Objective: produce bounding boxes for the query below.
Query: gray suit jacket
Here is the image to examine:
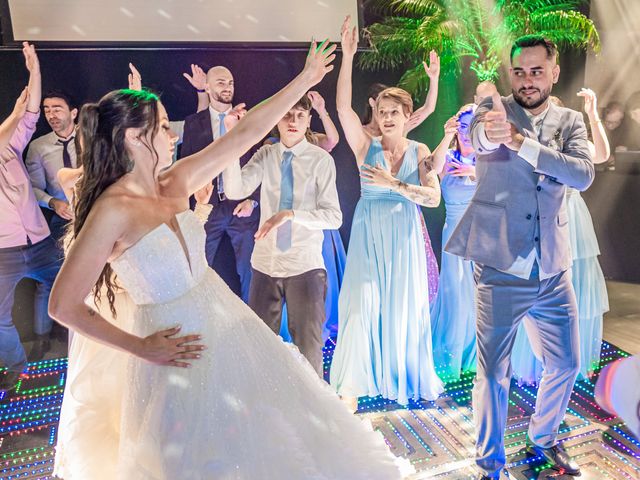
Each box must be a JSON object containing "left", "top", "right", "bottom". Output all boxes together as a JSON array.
[{"left": 445, "top": 94, "right": 594, "bottom": 274}]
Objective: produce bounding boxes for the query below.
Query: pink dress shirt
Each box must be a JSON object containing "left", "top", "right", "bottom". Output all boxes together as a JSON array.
[{"left": 0, "top": 111, "right": 50, "bottom": 248}]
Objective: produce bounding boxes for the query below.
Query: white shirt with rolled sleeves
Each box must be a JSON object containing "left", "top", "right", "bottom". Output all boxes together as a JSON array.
[
  {"left": 25, "top": 130, "right": 76, "bottom": 208},
  {"left": 222, "top": 138, "right": 342, "bottom": 277}
]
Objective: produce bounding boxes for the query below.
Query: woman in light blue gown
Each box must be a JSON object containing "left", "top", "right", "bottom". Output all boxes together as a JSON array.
[
  {"left": 511, "top": 90, "right": 610, "bottom": 383},
  {"left": 329, "top": 18, "right": 444, "bottom": 410},
  {"left": 360, "top": 59, "right": 442, "bottom": 307},
  {"left": 428, "top": 105, "right": 478, "bottom": 382}
]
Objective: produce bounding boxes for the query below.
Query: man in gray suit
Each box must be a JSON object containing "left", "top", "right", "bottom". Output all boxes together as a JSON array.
[{"left": 446, "top": 36, "right": 594, "bottom": 479}]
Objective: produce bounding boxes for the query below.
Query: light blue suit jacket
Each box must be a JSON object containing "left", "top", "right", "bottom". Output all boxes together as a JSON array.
[{"left": 445, "top": 95, "right": 594, "bottom": 274}]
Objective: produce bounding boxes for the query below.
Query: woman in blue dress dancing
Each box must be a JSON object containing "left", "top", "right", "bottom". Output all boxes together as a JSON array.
[
  {"left": 428, "top": 104, "right": 478, "bottom": 381},
  {"left": 329, "top": 16, "right": 444, "bottom": 411}
]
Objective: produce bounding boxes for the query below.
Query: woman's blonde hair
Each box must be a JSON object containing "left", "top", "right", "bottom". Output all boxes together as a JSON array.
[{"left": 375, "top": 87, "right": 414, "bottom": 116}]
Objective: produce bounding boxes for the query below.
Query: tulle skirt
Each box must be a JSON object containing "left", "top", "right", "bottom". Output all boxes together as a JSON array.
[{"left": 55, "top": 270, "right": 410, "bottom": 480}]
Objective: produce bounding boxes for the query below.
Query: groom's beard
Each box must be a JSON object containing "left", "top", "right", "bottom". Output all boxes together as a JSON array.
[{"left": 512, "top": 86, "right": 551, "bottom": 111}]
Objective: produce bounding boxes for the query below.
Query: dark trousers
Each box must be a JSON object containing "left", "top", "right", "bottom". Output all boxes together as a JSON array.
[
  {"left": 249, "top": 268, "right": 327, "bottom": 375},
  {"left": 49, "top": 213, "right": 70, "bottom": 248},
  {"left": 0, "top": 237, "right": 62, "bottom": 372},
  {"left": 204, "top": 200, "right": 259, "bottom": 303}
]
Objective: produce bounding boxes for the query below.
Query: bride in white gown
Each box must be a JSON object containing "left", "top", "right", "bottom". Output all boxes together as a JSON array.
[{"left": 49, "top": 42, "right": 409, "bottom": 479}]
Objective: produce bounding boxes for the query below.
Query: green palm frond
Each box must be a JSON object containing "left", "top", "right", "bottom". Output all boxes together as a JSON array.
[
  {"left": 360, "top": 17, "right": 424, "bottom": 70},
  {"left": 529, "top": 10, "right": 601, "bottom": 51},
  {"left": 470, "top": 56, "right": 502, "bottom": 82},
  {"left": 360, "top": 0, "right": 600, "bottom": 92},
  {"left": 397, "top": 62, "right": 432, "bottom": 101},
  {"left": 387, "top": 0, "right": 443, "bottom": 18},
  {"left": 416, "top": 10, "right": 454, "bottom": 50},
  {"left": 496, "top": 0, "right": 584, "bottom": 12},
  {"left": 500, "top": 3, "right": 529, "bottom": 30}
]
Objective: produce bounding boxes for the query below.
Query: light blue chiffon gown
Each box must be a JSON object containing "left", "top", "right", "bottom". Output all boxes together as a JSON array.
[
  {"left": 511, "top": 187, "right": 609, "bottom": 383},
  {"left": 330, "top": 138, "right": 444, "bottom": 405},
  {"left": 429, "top": 153, "right": 477, "bottom": 381}
]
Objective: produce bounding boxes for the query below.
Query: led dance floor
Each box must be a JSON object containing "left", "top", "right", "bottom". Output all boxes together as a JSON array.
[{"left": 0, "top": 342, "right": 638, "bottom": 479}]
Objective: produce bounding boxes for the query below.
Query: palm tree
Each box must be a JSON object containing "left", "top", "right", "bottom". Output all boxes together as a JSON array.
[{"left": 360, "top": 0, "right": 600, "bottom": 96}]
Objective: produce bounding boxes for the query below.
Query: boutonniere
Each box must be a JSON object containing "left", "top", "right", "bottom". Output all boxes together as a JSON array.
[{"left": 547, "top": 130, "right": 564, "bottom": 151}]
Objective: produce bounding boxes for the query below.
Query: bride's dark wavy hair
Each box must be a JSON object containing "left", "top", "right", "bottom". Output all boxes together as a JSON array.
[{"left": 72, "top": 88, "right": 161, "bottom": 316}]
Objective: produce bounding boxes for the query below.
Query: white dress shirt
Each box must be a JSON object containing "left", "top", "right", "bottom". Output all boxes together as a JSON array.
[
  {"left": 223, "top": 138, "right": 342, "bottom": 277},
  {"left": 25, "top": 130, "right": 77, "bottom": 207},
  {"left": 169, "top": 120, "right": 185, "bottom": 163},
  {"left": 208, "top": 105, "right": 232, "bottom": 140},
  {"left": 475, "top": 102, "right": 554, "bottom": 280}
]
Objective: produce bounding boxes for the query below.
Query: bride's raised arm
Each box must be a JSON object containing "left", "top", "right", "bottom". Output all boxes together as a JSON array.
[{"left": 162, "top": 40, "right": 336, "bottom": 198}]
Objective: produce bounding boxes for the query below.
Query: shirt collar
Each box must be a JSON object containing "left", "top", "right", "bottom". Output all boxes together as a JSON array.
[
  {"left": 278, "top": 137, "right": 309, "bottom": 159},
  {"left": 208, "top": 104, "right": 232, "bottom": 116},
  {"left": 523, "top": 102, "right": 551, "bottom": 125},
  {"left": 50, "top": 129, "right": 75, "bottom": 144}
]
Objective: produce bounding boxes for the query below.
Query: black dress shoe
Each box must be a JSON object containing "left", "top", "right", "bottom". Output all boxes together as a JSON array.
[
  {"left": 0, "top": 370, "right": 23, "bottom": 392},
  {"left": 527, "top": 443, "right": 581, "bottom": 476}
]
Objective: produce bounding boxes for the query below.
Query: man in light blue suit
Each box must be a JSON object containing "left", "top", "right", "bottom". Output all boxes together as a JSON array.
[{"left": 446, "top": 36, "right": 594, "bottom": 479}]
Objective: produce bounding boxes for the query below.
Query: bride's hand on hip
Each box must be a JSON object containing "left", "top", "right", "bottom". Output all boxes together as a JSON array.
[{"left": 140, "top": 326, "right": 205, "bottom": 368}]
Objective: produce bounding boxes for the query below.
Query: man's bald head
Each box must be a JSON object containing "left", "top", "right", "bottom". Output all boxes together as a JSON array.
[
  {"left": 474, "top": 81, "right": 498, "bottom": 105},
  {"left": 206, "top": 66, "right": 234, "bottom": 106}
]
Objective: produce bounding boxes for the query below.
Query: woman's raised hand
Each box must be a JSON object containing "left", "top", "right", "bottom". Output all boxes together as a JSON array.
[{"left": 340, "top": 15, "right": 358, "bottom": 58}]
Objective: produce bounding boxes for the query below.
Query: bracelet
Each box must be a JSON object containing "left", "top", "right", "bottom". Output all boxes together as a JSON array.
[
  {"left": 196, "top": 89, "right": 206, "bottom": 93},
  {"left": 193, "top": 203, "right": 213, "bottom": 223},
  {"left": 590, "top": 119, "right": 602, "bottom": 124}
]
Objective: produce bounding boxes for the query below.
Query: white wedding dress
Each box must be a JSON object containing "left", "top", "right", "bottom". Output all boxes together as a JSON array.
[{"left": 54, "top": 209, "right": 409, "bottom": 480}]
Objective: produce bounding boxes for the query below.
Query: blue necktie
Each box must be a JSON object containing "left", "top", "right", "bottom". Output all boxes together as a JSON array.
[
  {"left": 217, "top": 112, "right": 227, "bottom": 199},
  {"left": 276, "top": 150, "right": 294, "bottom": 251},
  {"left": 218, "top": 112, "right": 227, "bottom": 137}
]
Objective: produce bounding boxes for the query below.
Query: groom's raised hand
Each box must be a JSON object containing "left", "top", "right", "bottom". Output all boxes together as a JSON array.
[
  {"left": 484, "top": 91, "right": 525, "bottom": 151},
  {"left": 484, "top": 91, "right": 511, "bottom": 145}
]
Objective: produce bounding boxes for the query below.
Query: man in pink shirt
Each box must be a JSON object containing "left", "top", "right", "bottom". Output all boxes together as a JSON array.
[{"left": 0, "top": 43, "right": 61, "bottom": 391}]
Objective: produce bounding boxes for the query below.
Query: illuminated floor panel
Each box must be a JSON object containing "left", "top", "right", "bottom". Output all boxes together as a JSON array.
[{"left": 0, "top": 344, "right": 638, "bottom": 479}]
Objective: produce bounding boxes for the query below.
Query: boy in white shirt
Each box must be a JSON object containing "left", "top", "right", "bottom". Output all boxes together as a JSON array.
[{"left": 223, "top": 95, "right": 342, "bottom": 375}]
